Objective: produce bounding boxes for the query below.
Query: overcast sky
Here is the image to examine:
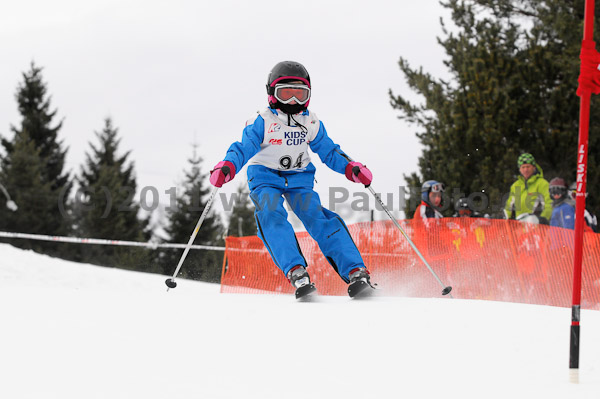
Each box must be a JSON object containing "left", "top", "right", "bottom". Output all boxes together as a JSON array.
[{"left": 1, "top": 0, "right": 452, "bottom": 230}]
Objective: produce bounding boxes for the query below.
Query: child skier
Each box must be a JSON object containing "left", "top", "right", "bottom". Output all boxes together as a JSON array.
[
  {"left": 414, "top": 180, "right": 445, "bottom": 221},
  {"left": 209, "top": 61, "right": 374, "bottom": 298}
]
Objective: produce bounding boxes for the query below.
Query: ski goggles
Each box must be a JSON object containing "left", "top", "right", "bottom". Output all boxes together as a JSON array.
[
  {"left": 570, "top": 189, "right": 588, "bottom": 198},
  {"left": 549, "top": 186, "right": 567, "bottom": 196},
  {"left": 273, "top": 84, "right": 311, "bottom": 105},
  {"left": 430, "top": 182, "right": 445, "bottom": 193}
]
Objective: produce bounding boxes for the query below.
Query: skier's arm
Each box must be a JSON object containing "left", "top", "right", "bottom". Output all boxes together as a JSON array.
[
  {"left": 309, "top": 122, "right": 372, "bottom": 185},
  {"left": 210, "top": 115, "right": 264, "bottom": 188},
  {"left": 309, "top": 121, "right": 352, "bottom": 174},
  {"left": 223, "top": 115, "right": 265, "bottom": 173}
]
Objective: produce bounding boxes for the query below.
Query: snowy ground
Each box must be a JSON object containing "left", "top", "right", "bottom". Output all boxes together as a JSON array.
[{"left": 0, "top": 243, "right": 599, "bottom": 399}]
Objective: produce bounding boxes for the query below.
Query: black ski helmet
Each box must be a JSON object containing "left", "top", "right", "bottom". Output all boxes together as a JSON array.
[{"left": 266, "top": 61, "right": 311, "bottom": 114}]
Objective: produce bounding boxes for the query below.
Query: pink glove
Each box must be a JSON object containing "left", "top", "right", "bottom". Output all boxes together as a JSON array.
[
  {"left": 345, "top": 162, "right": 372, "bottom": 186},
  {"left": 209, "top": 161, "right": 236, "bottom": 187}
]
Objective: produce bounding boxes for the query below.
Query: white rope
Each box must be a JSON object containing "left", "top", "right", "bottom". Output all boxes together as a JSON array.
[{"left": 0, "top": 231, "right": 226, "bottom": 251}]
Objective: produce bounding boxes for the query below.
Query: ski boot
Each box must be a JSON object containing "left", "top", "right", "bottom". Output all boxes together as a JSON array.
[
  {"left": 287, "top": 265, "right": 317, "bottom": 299},
  {"left": 347, "top": 267, "right": 377, "bottom": 298}
]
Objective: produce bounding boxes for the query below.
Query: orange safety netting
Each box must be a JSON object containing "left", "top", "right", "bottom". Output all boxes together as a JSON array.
[{"left": 220, "top": 218, "right": 600, "bottom": 309}]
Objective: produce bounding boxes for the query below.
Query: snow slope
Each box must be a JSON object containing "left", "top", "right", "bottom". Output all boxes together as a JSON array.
[{"left": 0, "top": 243, "right": 598, "bottom": 399}]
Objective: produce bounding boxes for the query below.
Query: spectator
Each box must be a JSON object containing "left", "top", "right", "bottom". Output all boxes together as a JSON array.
[
  {"left": 453, "top": 197, "right": 485, "bottom": 218},
  {"left": 568, "top": 182, "right": 598, "bottom": 232},
  {"left": 415, "top": 180, "right": 444, "bottom": 220},
  {"left": 549, "top": 177, "right": 575, "bottom": 229},
  {"left": 504, "top": 153, "right": 552, "bottom": 223}
]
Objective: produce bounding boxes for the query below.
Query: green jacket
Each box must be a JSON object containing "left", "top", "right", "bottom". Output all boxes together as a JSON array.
[{"left": 505, "top": 164, "right": 552, "bottom": 221}]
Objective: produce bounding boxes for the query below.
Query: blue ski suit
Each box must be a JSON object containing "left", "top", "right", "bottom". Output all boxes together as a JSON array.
[
  {"left": 222, "top": 107, "right": 366, "bottom": 282},
  {"left": 550, "top": 200, "right": 576, "bottom": 230}
]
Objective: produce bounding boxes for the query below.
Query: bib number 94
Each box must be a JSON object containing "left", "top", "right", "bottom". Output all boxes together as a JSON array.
[{"left": 279, "top": 153, "right": 304, "bottom": 170}]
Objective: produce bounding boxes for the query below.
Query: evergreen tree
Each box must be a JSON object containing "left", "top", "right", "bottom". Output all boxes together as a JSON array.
[
  {"left": 160, "top": 144, "right": 224, "bottom": 283},
  {"left": 3, "top": 62, "right": 70, "bottom": 191},
  {"left": 0, "top": 132, "right": 58, "bottom": 250},
  {"left": 391, "top": 0, "right": 599, "bottom": 218},
  {"left": 227, "top": 184, "right": 256, "bottom": 237},
  {"left": 0, "top": 62, "right": 72, "bottom": 256},
  {"left": 75, "top": 118, "right": 151, "bottom": 269}
]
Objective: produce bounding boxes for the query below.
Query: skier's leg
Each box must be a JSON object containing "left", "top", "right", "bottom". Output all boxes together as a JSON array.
[
  {"left": 285, "top": 188, "right": 366, "bottom": 282},
  {"left": 250, "top": 186, "right": 307, "bottom": 277}
]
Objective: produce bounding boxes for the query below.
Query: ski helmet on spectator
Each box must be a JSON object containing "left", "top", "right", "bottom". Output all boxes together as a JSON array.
[
  {"left": 549, "top": 177, "right": 568, "bottom": 198},
  {"left": 421, "top": 180, "right": 444, "bottom": 202},
  {"left": 569, "top": 181, "right": 588, "bottom": 200},
  {"left": 266, "top": 61, "right": 311, "bottom": 115},
  {"left": 455, "top": 198, "right": 472, "bottom": 216}
]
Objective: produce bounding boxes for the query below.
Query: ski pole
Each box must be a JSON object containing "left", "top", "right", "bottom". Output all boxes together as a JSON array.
[
  {"left": 165, "top": 186, "right": 220, "bottom": 291},
  {"left": 351, "top": 165, "right": 453, "bottom": 297},
  {"left": 0, "top": 183, "right": 17, "bottom": 211}
]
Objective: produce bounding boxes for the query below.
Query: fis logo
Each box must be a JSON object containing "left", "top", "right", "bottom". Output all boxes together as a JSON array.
[
  {"left": 267, "top": 123, "right": 281, "bottom": 134},
  {"left": 269, "top": 138, "right": 282, "bottom": 145}
]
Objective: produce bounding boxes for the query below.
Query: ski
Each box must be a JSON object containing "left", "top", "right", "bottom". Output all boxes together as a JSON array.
[
  {"left": 348, "top": 280, "right": 377, "bottom": 298},
  {"left": 295, "top": 283, "right": 317, "bottom": 300}
]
